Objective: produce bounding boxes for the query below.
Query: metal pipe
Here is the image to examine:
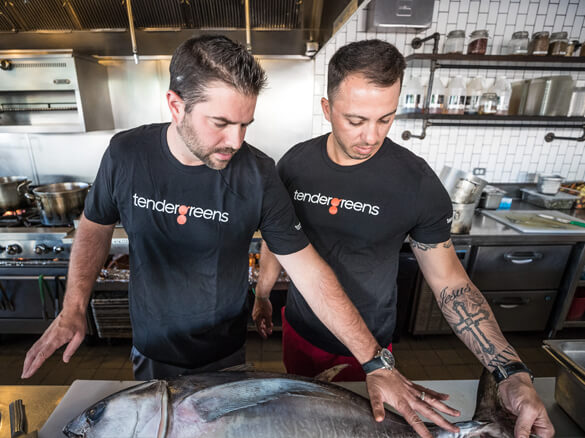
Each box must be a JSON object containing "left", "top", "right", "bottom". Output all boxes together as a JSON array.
[
  {"left": 244, "top": 0, "right": 252, "bottom": 52},
  {"left": 125, "top": 0, "right": 139, "bottom": 64}
]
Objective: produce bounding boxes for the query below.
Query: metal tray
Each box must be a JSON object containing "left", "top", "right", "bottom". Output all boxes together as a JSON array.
[{"left": 542, "top": 340, "right": 585, "bottom": 432}]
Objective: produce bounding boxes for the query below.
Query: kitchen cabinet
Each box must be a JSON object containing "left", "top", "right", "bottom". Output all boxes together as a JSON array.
[{"left": 399, "top": 35, "right": 585, "bottom": 142}]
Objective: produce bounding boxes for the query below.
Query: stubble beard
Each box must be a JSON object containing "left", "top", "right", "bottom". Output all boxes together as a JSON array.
[
  {"left": 177, "top": 117, "right": 238, "bottom": 170},
  {"left": 332, "top": 131, "right": 375, "bottom": 161}
]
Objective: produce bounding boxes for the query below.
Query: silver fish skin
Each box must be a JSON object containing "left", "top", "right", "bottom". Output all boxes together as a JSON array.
[{"left": 63, "top": 370, "right": 515, "bottom": 438}]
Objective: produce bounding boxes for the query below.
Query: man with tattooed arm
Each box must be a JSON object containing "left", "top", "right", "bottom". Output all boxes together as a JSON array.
[{"left": 255, "top": 40, "right": 553, "bottom": 438}]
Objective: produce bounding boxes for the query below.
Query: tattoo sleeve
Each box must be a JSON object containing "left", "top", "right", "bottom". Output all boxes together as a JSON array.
[
  {"left": 438, "top": 282, "right": 521, "bottom": 371},
  {"left": 409, "top": 237, "right": 453, "bottom": 251}
]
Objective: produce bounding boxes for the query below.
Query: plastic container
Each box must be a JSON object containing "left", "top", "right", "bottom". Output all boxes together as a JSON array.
[
  {"left": 520, "top": 188, "right": 577, "bottom": 210},
  {"left": 529, "top": 31, "right": 549, "bottom": 55},
  {"left": 446, "top": 76, "right": 467, "bottom": 114},
  {"left": 489, "top": 77, "right": 512, "bottom": 115},
  {"left": 399, "top": 75, "right": 424, "bottom": 114},
  {"left": 549, "top": 31, "right": 569, "bottom": 56},
  {"left": 444, "top": 30, "right": 465, "bottom": 54},
  {"left": 508, "top": 31, "right": 529, "bottom": 55},
  {"left": 429, "top": 77, "right": 447, "bottom": 114},
  {"left": 464, "top": 77, "right": 485, "bottom": 114},
  {"left": 468, "top": 30, "right": 489, "bottom": 55}
]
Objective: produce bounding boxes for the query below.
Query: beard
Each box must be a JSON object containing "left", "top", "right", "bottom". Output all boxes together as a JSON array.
[{"left": 177, "top": 116, "right": 238, "bottom": 170}]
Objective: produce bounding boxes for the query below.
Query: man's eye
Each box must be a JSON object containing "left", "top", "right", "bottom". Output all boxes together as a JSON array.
[
  {"left": 214, "top": 123, "right": 227, "bottom": 128},
  {"left": 380, "top": 119, "right": 390, "bottom": 124},
  {"left": 348, "top": 121, "right": 362, "bottom": 126}
]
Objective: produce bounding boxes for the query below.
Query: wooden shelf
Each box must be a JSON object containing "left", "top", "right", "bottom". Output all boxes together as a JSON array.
[{"left": 395, "top": 114, "right": 585, "bottom": 124}]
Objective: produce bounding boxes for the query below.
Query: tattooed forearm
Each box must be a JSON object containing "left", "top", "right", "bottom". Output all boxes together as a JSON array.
[
  {"left": 438, "top": 283, "right": 521, "bottom": 369},
  {"left": 409, "top": 237, "right": 453, "bottom": 251}
]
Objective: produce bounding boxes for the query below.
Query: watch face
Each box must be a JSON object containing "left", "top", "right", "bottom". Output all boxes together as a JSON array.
[{"left": 380, "top": 348, "right": 395, "bottom": 370}]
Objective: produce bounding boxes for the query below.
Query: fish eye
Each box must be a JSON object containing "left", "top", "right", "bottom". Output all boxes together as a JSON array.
[{"left": 86, "top": 401, "right": 106, "bottom": 424}]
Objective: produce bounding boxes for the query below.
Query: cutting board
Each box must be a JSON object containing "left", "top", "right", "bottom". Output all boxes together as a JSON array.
[
  {"left": 481, "top": 210, "right": 585, "bottom": 234},
  {"left": 41, "top": 379, "right": 478, "bottom": 437},
  {"left": 40, "top": 380, "right": 142, "bottom": 438}
]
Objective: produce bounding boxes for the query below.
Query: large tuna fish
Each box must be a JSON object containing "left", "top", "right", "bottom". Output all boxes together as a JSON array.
[{"left": 63, "top": 370, "right": 515, "bottom": 437}]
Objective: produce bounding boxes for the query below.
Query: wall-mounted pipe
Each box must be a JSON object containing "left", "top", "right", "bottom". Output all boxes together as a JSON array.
[
  {"left": 245, "top": 0, "right": 252, "bottom": 52},
  {"left": 125, "top": 0, "right": 139, "bottom": 64}
]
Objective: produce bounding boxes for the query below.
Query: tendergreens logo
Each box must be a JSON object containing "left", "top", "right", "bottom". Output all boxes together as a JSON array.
[
  {"left": 132, "top": 193, "right": 229, "bottom": 224},
  {"left": 293, "top": 190, "right": 380, "bottom": 216}
]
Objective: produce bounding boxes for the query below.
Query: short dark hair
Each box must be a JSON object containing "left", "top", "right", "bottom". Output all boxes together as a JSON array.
[
  {"left": 327, "top": 39, "right": 406, "bottom": 101},
  {"left": 169, "top": 35, "right": 267, "bottom": 112}
]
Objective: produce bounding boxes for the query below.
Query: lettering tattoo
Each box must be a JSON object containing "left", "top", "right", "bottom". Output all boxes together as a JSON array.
[
  {"left": 438, "top": 283, "right": 520, "bottom": 368},
  {"left": 409, "top": 237, "right": 453, "bottom": 251},
  {"left": 487, "top": 345, "right": 519, "bottom": 370}
]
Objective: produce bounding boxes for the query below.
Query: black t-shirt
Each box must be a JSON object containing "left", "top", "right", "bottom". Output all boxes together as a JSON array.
[
  {"left": 84, "top": 123, "right": 308, "bottom": 367},
  {"left": 278, "top": 134, "right": 452, "bottom": 356}
]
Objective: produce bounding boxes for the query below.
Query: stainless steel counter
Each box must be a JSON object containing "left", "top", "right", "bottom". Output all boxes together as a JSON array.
[{"left": 1, "top": 378, "right": 583, "bottom": 437}]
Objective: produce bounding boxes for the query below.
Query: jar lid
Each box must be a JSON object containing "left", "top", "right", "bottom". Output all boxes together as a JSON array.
[
  {"left": 470, "top": 30, "right": 489, "bottom": 38},
  {"left": 447, "top": 30, "right": 465, "bottom": 37},
  {"left": 511, "top": 31, "right": 529, "bottom": 38},
  {"left": 532, "top": 31, "right": 550, "bottom": 38},
  {"left": 550, "top": 31, "right": 568, "bottom": 40}
]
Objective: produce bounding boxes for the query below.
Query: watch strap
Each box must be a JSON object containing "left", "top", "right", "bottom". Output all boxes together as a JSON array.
[
  {"left": 492, "top": 361, "right": 534, "bottom": 384},
  {"left": 362, "top": 356, "right": 384, "bottom": 374}
]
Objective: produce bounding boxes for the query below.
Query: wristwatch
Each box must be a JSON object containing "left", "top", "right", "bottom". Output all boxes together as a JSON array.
[
  {"left": 492, "top": 361, "right": 534, "bottom": 384},
  {"left": 362, "top": 348, "right": 395, "bottom": 374}
]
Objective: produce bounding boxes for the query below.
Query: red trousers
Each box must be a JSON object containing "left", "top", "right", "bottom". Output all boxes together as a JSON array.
[{"left": 281, "top": 307, "right": 392, "bottom": 382}]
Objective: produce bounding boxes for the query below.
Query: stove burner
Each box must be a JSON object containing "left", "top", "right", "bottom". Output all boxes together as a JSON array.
[{"left": 0, "top": 208, "right": 43, "bottom": 228}]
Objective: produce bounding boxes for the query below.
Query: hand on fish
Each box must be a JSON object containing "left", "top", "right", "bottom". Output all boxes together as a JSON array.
[
  {"left": 497, "top": 373, "right": 555, "bottom": 438},
  {"left": 252, "top": 296, "right": 273, "bottom": 339},
  {"left": 21, "top": 307, "right": 87, "bottom": 379},
  {"left": 365, "top": 367, "right": 461, "bottom": 438}
]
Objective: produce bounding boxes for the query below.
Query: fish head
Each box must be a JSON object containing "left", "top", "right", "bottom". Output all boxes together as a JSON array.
[{"left": 63, "top": 381, "right": 167, "bottom": 437}]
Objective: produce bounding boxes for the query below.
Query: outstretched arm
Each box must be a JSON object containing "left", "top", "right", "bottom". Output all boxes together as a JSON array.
[{"left": 411, "top": 237, "right": 554, "bottom": 438}]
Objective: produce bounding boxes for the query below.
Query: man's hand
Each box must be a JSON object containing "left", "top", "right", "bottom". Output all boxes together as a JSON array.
[
  {"left": 21, "top": 308, "right": 87, "bottom": 378},
  {"left": 498, "top": 373, "right": 555, "bottom": 438},
  {"left": 365, "top": 368, "right": 461, "bottom": 438},
  {"left": 252, "top": 296, "right": 273, "bottom": 339}
]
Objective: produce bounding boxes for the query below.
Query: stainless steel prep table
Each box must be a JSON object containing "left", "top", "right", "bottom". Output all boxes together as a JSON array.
[{"left": 0, "top": 378, "right": 583, "bottom": 437}]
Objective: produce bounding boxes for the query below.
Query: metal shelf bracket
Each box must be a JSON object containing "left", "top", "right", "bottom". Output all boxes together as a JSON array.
[{"left": 545, "top": 124, "right": 585, "bottom": 142}]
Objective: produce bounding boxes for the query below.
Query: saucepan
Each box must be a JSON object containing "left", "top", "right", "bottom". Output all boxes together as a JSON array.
[
  {"left": 0, "top": 176, "right": 31, "bottom": 211},
  {"left": 25, "top": 182, "right": 90, "bottom": 226}
]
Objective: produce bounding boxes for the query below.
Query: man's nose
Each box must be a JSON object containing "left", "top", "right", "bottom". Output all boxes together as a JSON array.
[
  {"left": 224, "top": 125, "right": 246, "bottom": 149},
  {"left": 362, "top": 123, "right": 378, "bottom": 145}
]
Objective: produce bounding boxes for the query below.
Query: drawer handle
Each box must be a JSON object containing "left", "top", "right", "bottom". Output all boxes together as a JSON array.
[
  {"left": 493, "top": 298, "right": 531, "bottom": 308},
  {"left": 503, "top": 252, "right": 543, "bottom": 264}
]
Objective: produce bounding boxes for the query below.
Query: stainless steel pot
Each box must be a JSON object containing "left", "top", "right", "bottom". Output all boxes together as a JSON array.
[
  {"left": 451, "top": 203, "right": 476, "bottom": 234},
  {"left": 440, "top": 166, "right": 488, "bottom": 205},
  {"left": 0, "top": 176, "right": 30, "bottom": 211},
  {"left": 25, "top": 182, "right": 89, "bottom": 226}
]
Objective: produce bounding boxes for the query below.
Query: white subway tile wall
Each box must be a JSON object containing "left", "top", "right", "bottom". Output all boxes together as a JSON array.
[{"left": 311, "top": 0, "right": 585, "bottom": 182}]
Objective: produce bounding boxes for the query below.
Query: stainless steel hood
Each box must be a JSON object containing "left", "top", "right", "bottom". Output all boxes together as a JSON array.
[{"left": 0, "top": 0, "right": 360, "bottom": 56}]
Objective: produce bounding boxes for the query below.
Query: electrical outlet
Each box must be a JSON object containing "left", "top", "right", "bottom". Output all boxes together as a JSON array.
[{"left": 473, "top": 167, "right": 486, "bottom": 176}]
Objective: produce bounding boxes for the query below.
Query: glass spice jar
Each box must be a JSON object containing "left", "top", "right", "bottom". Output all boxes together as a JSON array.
[
  {"left": 468, "top": 30, "right": 489, "bottom": 55},
  {"left": 444, "top": 30, "right": 466, "bottom": 54},
  {"left": 581, "top": 42, "right": 585, "bottom": 57},
  {"left": 478, "top": 93, "right": 498, "bottom": 114},
  {"left": 549, "top": 31, "right": 569, "bottom": 56},
  {"left": 566, "top": 40, "right": 580, "bottom": 56},
  {"left": 508, "top": 31, "right": 529, "bottom": 55},
  {"left": 529, "top": 31, "right": 549, "bottom": 55}
]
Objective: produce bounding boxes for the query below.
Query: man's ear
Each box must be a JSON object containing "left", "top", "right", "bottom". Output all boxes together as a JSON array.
[
  {"left": 321, "top": 97, "right": 331, "bottom": 122},
  {"left": 167, "top": 90, "right": 185, "bottom": 124}
]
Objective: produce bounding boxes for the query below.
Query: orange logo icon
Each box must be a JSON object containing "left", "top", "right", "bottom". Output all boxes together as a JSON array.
[
  {"left": 329, "top": 197, "right": 340, "bottom": 215},
  {"left": 177, "top": 205, "right": 188, "bottom": 225}
]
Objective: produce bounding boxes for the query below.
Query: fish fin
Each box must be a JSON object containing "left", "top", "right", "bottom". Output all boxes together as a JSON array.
[
  {"left": 472, "top": 369, "right": 516, "bottom": 436},
  {"left": 219, "top": 362, "right": 257, "bottom": 372},
  {"left": 315, "top": 364, "right": 349, "bottom": 382},
  {"left": 186, "top": 378, "right": 335, "bottom": 423}
]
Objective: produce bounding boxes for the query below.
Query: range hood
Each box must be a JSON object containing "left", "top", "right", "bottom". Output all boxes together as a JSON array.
[{"left": 0, "top": 0, "right": 361, "bottom": 57}]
